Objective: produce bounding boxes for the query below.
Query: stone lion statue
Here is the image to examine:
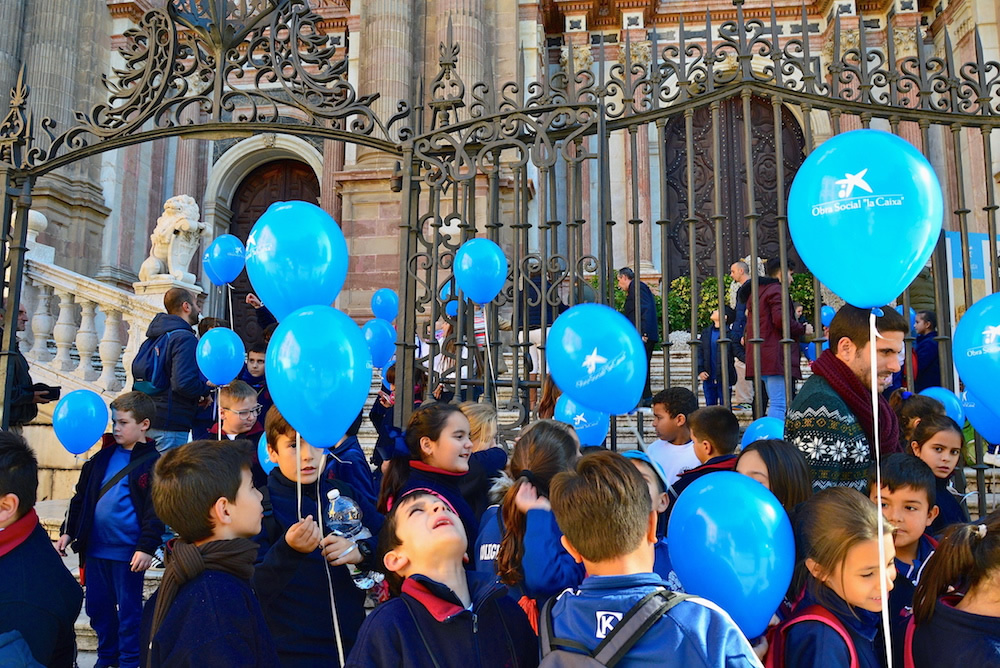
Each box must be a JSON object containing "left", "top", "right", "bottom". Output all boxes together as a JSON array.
[{"left": 138, "top": 195, "right": 206, "bottom": 285}]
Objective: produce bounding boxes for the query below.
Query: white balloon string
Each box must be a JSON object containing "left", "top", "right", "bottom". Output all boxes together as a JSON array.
[
  {"left": 483, "top": 307, "right": 498, "bottom": 405},
  {"left": 226, "top": 283, "right": 235, "bottom": 330},
  {"left": 870, "top": 311, "right": 893, "bottom": 668},
  {"left": 316, "top": 474, "right": 345, "bottom": 666},
  {"left": 216, "top": 386, "right": 222, "bottom": 441},
  {"left": 296, "top": 431, "right": 302, "bottom": 521}
]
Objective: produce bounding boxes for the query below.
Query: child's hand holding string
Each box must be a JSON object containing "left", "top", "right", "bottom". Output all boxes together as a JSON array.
[
  {"left": 321, "top": 534, "right": 363, "bottom": 567},
  {"left": 285, "top": 516, "right": 322, "bottom": 553}
]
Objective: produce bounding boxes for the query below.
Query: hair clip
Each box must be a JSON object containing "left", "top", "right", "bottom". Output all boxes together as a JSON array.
[
  {"left": 901, "top": 391, "right": 913, "bottom": 400},
  {"left": 977, "top": 524, "right": 988, "bottom": 539}
]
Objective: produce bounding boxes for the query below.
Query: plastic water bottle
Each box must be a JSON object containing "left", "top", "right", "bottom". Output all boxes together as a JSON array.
[{"left": 325, "top": 489, "right": 383, "bottom": 590}]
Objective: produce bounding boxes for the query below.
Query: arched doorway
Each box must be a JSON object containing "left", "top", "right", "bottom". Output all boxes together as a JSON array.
[{"left": 229, "top": 159, "right": 321, "bottom": 343}]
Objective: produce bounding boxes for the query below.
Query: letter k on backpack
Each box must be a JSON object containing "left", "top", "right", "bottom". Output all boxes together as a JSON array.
[{"left": 132, "top": 331, "right": 178, "bottom": 395}]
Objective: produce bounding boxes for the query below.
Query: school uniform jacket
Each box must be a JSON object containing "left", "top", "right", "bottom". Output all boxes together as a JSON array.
[
  {"left": 782, "top": 589, "right": 884, "bottom": 668},
  {"left": 911, "top": 595, "right": 1000, "bottom": 668}
]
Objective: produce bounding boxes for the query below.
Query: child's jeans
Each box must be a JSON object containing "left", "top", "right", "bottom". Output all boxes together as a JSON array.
[
  {"left": 703, "top": 379, "right": 729, "bottom": 406},
  {"left": 86, "top": 556, "right": 144, "bottom": 668}
]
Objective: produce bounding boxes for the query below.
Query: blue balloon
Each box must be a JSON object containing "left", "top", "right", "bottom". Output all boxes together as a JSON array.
[
  {"left": 258, "top": 434, "right": 276, "bottom": 475},
  {"left": 962, "top": 391, "right": 1000, "bottom": 444},
  {"left": 266, "top": 306, "right": 373, "bottom": 447},
  {"left": 895, "top": 304, "right": 917, "bottom": 330},
  {"left": 203, "top": 250, "right": 226, "bottom": 286},
  {"left": 453, "top": 239, "right": 508, "bottom": 305},
  {"left": 919, "top": 386, "right": 965, "bottom": 427},
  {"left": 362, "top": 318, "right": 397, "bottom": 369},
  {"left": 741, "top": 417, "right": 786, "bottom": 449},
  {"left": 554, "top": 395, "right": 610, "bottom": 446},
  {"left": 245, "top": 201, "right": 348, "bottom": 321},
  {"left": 953, "top": 293, "right": 1000, "bottom": 417},
  {"left": 788, "top": 129, "right": 943, "bottom": 308},
  {"left": 53, "top": 390, "right": 109, "bottom": 455},
  {"left": 440, "top": 281, "right": 459, "bottom": 317},
  {"left": 820, "top": 305, "right": 836, "bottom": 328},
  {"left": 204, "top": 234, "right": 246, "bottom": 285},
  {"left": 196, "top": 328, "right": 246, "bottom": 386},
  {"left": 371, "top": 289, "right": 399, "bottom": 322},
  {"left": 545, "top": 304, "right": 646, "bottom": 415},
  {"left": 668, "top": 472, "right": 795, "bottom": 638}
]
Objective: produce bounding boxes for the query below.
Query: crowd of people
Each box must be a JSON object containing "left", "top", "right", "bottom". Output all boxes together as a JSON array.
[{"left": 0, "top": 284, "right": 998, "bottom": 668}]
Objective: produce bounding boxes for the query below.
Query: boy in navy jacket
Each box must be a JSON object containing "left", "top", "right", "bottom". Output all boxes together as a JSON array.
[
  {"left": 57, "top": 392, "right": 163, "bottom": 668},
  {"left": 254, "top": 407, "right": 382, "bottom": 667},
  {"left": 141, "top": 439, "right": 278, "bottom": 667},
  {"left": 346, "top": 489, "right": 538, "bottom": 668},
  {"left": 0, "top": 431, "right": 83, "bottom": 668},
  {"left": 696, "top": 307, "right": 737, "bottom": 407},
  {"left": 667, "top": 407, "right": 740, "bottom": 517},
  {"left": 546, "top": 451, "right": 761, "bottom": 666}
]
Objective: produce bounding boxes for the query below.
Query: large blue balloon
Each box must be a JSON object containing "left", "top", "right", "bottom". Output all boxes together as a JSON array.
[
  {"left": 196, "top": 328, "right": 246, "bottom": 386},
  {"left": 203, "top": 251, "right": 226, "bottom": 286},
  {"left": 362, "top": 318, "right": 396, "bottom": 369},
  {"left": 453, "top": 239, "right": 508, "bottom": 305},
  {"left": 371, "top": 289, "right": 399, "bottom": 322},
  {"left": 546, "top": 304, "right": 646, "bottom": 415},
  {"left": 953, "top": 292, "right": 1000, "bottom": 417},
  {"left": 245, "top": 201, "right": 348, "bottom": 321},
  {"left": 53, "top": 390, "right": 109, "bottom": 455},
  {"left": 668, "top": 472, "right": 794, "bottom": 638},
  {"left": 204, "top": 234, "right": 246, "bottom": 286},
  {"left": 554, "top": 395, "right": 610, "bottom": 446},
  {"left": 741, "top": 417, "right": 786, "bottom": 449},
  {"left": 258, "top": 433, "right": 276, "bottom": 475},
  {"left": 788, "top": 129, "right": 943, "bottom": 308},
  {"left": 266, "top": 306, "right": 373, "bottom": 447},
  {"left": 919, "top": 387, "right": 965, "bottom": 426},
  {"left": 962, "top": 391, "right": 1000, "bottom": 444},
  {"left": 820, "top": 305, "right": 836, "bottom": 328}
]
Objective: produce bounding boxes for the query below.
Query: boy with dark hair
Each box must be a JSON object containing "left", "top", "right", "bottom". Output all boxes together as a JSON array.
[
  {"left": 254, "top": 405, "right": 382, "bottom": 667},
  {"left": 57, "top": 391, "right": 163, "bottom": 668},
  {"left": 142, "top": 439, "right": 278, "bottom": 666},
  {"left": 913, "top": 310, "right": 940, "bottom": 391},
  {"left": 667, "top": 407, "right": 740, "bottom": 513},
  {"left": 544, "top": 451, "right": 760, "bottom": 666},
  {"left": 0, "top": 431, "right": 83, "bottom": 668},
  {"left": 697, "top": 307, "right": 737, "bottom": 407},
  {"left": 345, "top": 489, "right": 538, "bottom": 667},
  {"left": 867, "top": 452, "right": 939, "bottom": 660},
  {"left": 238, "top": 341, "right": 273, "bottom": 419},
  {"left": 647, "top": 387, "right": 701, "bottom": 487}
]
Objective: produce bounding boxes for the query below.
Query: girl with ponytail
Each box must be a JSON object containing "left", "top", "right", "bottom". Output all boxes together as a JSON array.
[{"left": 908, "top": 510, "right": 1000, "bottom": 667}]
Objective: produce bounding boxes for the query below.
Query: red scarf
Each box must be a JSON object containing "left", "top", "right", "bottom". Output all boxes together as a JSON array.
[
  {"left": 811, "top": 350, "right": 901, "bottom": 455},
  {"left": 0, "top": 508, "right": 39, "bottom": 558}
]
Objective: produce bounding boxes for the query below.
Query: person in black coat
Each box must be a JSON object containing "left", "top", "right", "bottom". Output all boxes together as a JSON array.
[
  {"left": 696, "top": 307, "right": 737, "bottom": 406},
  {"left": 0, "top": 431, "right": 83, "bottom": 668},
  {"left": 618, "top": 267, "right": 659, "bottom": 406},
  {"left": 5, "top": 303, "right": 56, "bottom": 428}
]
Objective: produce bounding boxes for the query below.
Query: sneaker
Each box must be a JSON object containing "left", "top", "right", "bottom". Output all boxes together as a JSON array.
[
  {"left": 150, "top": 546, "right": 166, "bottom": 570},
  {"left": 734, "top": 403, "right": 753, "bottom": 412}
]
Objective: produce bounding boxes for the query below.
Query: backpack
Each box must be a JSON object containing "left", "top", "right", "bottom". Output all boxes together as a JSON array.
[
  {"left": 764, "top": 604, "right": 859, "bottom": 668},
  {"left": 132, "top": 330, "right": 178, "bottom": 395},
  {"left": 539, "top": 588, "right": 690, "bottom": 667}
]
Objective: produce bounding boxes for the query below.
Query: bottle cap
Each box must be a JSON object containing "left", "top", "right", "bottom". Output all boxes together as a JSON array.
[{"left": 327, "top": 489, "right": 340, "bottom": 501}]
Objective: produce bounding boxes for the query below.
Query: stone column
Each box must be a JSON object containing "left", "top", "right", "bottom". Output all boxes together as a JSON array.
[
  {"left": 438, "top": 0, "right": 486, "bottom": 109},
  {"left": 0, "top": 0, "right": 26, "bottom": 100},
  {"left": 173, "top": 109, "right": 207, "bottom": 207}
]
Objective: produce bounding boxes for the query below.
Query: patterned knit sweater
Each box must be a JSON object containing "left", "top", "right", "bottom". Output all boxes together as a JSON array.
[{"left": 784, "top": 374, "right": 873, "bottom": 493}]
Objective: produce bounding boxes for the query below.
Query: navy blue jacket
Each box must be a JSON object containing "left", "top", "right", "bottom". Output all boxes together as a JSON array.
[
  {"left": 913, "top": 331, "right": 940, "bottom": 392},
  {"left": 783, "top": 588, "right": 884, "bottom": 668},
  {"left": 7, "top": 345, "right": 38, "bottom": 426},
  {"left": 0, "top": 514, "right": 83, "bottom": 668},
  {"left": 911, "top": 595, "right": 1000, "bottom": 667},
  {"left": 888, "top": 534, "right": 935, "bottom": 665},
  {"left": 732, "top": 280, "right": 752, "bottom": 363},
  {"left": 253, "top": 470, "right": 382, "bottom": 667},
  {"left": 547, "top": 573, "right": 760, "bottom": 666},
  {"left": 345, "top": 571, "right": 538, "bottom": 668},
  {"left": 930, "top": 477, "right": 970, "bottom": 537},
  {"left": 697, "top": 324, "right": 737, "bottom": 386},
  {"left": 623, "top": 279, "right": 659, "bottom": 343},
  {"left": 61, "top": 435, "right": 164, "bottom": 558},
  {"left": 459, "top": 448, "right": 507, "bottom": 520},
  {"left": 368, "top": 400, "right": 400, "bottom": 469},
  {"left": 139, "top": 313, "right": 209, "bottom": 431},
  {"left": 324, "top": 436, "right": 378, "bottom": 510},
  {"left": 141, "top": 570, "right": 278, "bottom": 667}
]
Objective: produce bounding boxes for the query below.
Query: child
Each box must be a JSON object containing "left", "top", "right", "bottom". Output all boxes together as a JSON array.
[
  {"left": 0, "top": 431, "right": 82, "bottom": 668},
  {"left": 909, "top": 511, "right": 1000, "bottom": 667},
  {"left": 736, "top": 439, "right": 812, "bottom": 513},
  {"left": 461, "top": 401, "right": 499, "bottom": 452},
  {"left": 888, "top": 389, "right": 945, "bottom": 450},
  {"left": 458, "top": 401, "right": 508, "bottom": 519},
  {"left": 238, "top": 342, "right": 272, "bottom": 421},
  {"left": 646, "top": 387, "right": 701, "bottom": 487},
  {"left": 324, "top": 411, "right": 378, "bottom": 510},
  {"left": 208, "top": 380, "right": 265, "bottom": 442},
  {"left": 377, "top": 403, "right": 481, "bottom": 552},
  {"left": 867, "top": 453, "right": 938, "bottom": 661},
  {"left": 623, "top": 449, "right": 684, "bottom": 591},
  {"left": 667, "top": 406, "right": 740, "bottom": 513},
  {"left": 544, "top": 451, "right": 760, "bottom": 665},
  {"left": 345, "top": 489, "right": 538, "bottom": 667},
  {"left": 771, "top": 488, "right": 896, "bottom": 668},
  {"left": 474, "top": 420, "right": 582, "bottom": 614},
  {"left": 697, "top": 307, "right": 737, "bottom": 407},
  {"left": 254, "top": 407, "right": 383, "bottom": 667},
  {"left": 908, "top": 414, "right": 970, "bottom": 535},
  {"left": 57, "top": 391, "right": 163, "bottom": 668},
  {"left": 142, "top": 439, "right": 278, "bottom": 666}
]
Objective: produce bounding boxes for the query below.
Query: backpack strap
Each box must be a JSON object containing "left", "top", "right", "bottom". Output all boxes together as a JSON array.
[
  {"left": 592, "top": 590, "right": 690, "bottom": 667},
  {"left": 540, "top": 594, "right": 592, "bottom": 656},
  {"left": 97, "top": 449, "right": 159, "bottom": 502},
  {"left": 775, "top": 605, "right": 859, "bottom": 668},
  {"left": 902, "top": 615, "right": 916, "bottom": 668}
]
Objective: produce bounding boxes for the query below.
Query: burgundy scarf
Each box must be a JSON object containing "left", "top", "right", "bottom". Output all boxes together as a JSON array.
[
  {"left": 811, "top": 350, "right": 901, "bottom": 455},
  {"left": 0, "top": 509, "right": 38, "bottom": 558}
]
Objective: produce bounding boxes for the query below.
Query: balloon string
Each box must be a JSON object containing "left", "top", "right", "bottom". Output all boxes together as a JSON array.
[
  {"left": 216, "top": 386, "right": 222, "bottom": 441},
  {"left": 870, "top": 312, "right": 893, "bottom": 668},
  {"left": 316, "top": 474, "right": 345, "bottom": 666},
  {"left": 226, "top": 283, "right": 235, "bottom": 330},
  {"left": 482, "top": 307, "right": 498, "bottom": 405},
  {"left": 296, "top": 431, "right": 302, "bottom": 521}
]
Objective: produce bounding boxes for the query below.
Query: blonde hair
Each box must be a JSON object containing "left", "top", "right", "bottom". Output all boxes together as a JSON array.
[{"left": 460, "top": 401, "right": 498, "bottom": 453}]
